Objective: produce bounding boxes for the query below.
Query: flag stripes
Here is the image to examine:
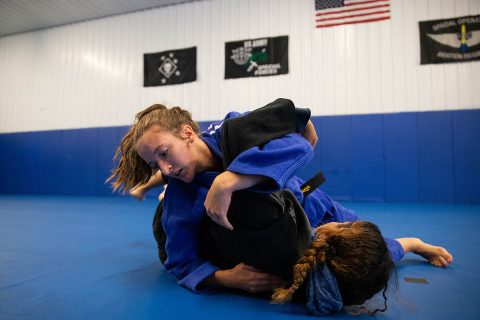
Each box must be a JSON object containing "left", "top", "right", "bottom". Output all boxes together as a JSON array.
[{"left": 315, "top": 0, "right": 390, "bottom": 28}]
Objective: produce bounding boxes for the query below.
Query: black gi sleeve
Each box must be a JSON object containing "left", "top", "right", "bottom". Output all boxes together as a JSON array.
[{"left": 220, "top": 98, "right": 311, "bottom": 167}]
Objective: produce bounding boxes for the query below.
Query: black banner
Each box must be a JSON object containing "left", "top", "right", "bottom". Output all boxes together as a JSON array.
[
  {"left": 420, "top": 15, "right": 480, "bottom": 64},
  {"left": 225, "top": 36, "right": 288, "bottom": 79},
  {"left": 144, "top": 47, "right": 196, "bottom": 86}
]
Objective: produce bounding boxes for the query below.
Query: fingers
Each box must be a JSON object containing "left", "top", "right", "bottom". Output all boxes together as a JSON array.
[
  {"left": 433, "top": 256, "right": 447, "bottom": 267},
  {"left": 447, "top": 252, "right": 453, "bottom": 264},
  {"left": 241, "top": 264, "right": 263, "bottom": 272},
  {"left": 236, "top": 263, "right": 287, "bottom": 293},
  {"left": 218, "top": 215, "right": 234, "bottom": 230},
  {"left": 438, "top": 250, "right": 453, "bottom": 267},
  {"left": 433, "top": 247, "right": 453, "bottom": 267},
  {"left": 442, "top": 248, "right": 453, "bottom": 264},
  {"left": 203, "top": 188, "right": 233, "bottom": 230},
  {"left": 207, "top": 211, "right": 234, "bottom": 230},
  {"left": 244, "top": 275, "right": 287, "bottom": 293},
  {"left": 427, "top": 247, "right": 453, "bottom": 267}
]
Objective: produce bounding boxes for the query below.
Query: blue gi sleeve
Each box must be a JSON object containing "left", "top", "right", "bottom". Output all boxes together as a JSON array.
[
  {"left": 226, "top": 133, "right": 314, "bottom": 191},
  {"left": 162, "top": 180, "right": 219, "bottom": 292},
  {"left": 384, "top": 238, "right": 404, "bottom": 263}
]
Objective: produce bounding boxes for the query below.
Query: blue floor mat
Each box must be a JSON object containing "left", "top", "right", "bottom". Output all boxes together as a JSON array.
[{"left": 0, "top": 195, "right": 479, "bottom": 320}]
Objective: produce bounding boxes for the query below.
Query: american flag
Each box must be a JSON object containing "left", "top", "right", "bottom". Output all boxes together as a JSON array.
[{"left": 315, "top": 0, "right": 390, "bottom": 28}]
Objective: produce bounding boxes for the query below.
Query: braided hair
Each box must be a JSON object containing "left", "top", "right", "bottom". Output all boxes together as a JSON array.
[{"left": 272, "top": 221, "right": 396, "bottom": 315}]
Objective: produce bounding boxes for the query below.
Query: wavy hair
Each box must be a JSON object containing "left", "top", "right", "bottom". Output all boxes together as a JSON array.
[{"left": 107, "top": 104, "right": 199, "bottom": 193}]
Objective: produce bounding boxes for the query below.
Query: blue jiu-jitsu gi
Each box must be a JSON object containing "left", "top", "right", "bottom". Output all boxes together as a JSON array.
[{"left": 160, "top": 106, "right": 403, "bottom": 293}]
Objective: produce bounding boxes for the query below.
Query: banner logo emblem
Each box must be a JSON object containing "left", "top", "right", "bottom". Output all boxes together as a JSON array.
[
  {"left": 426, "top": 24, "right": 480, "bottom": 53},
  {"left": 158, "top": 54, "right": 180, "bottom": 82}
]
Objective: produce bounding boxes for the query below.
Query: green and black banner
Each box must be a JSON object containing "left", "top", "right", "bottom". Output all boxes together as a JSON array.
[
  {"left": 420, "top": 15, "right": 480, "bottom": 64},
  {"left": 225, "top": 35, "right": 289, "bottom": 79},
  {"left": 144, "top": 47, "right": 196, "bottom": 86}
]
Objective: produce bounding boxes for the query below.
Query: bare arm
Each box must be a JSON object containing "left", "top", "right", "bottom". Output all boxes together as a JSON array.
[
  {"left": 396, "top": 237, "right": 422, "bottom": 253},
  {"left": 204, "top": 171, "right": 268, "bottom": 229},
  {"left": 396, "top": 237, "right": 453, "bottom": 267}
]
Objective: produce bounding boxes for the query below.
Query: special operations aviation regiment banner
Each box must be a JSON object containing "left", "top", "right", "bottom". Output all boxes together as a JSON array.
[
  {"left": 420, "top": 15, "right": 480, "bottom": 64},
  {"left": 225, "top": 35, "right": 289, "bottom": 79}
]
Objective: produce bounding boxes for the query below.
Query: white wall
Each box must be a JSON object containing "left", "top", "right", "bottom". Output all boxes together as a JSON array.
[{"left": 0, "top": 0, "right": 479, "bottom": 133}]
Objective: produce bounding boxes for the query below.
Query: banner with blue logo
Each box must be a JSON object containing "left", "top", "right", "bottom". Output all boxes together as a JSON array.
[{"left": 420, "top": 15, "right": 480, "bottom": 64}]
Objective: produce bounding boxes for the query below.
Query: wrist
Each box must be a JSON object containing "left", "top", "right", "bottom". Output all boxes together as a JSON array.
[
  {"left": 410, "top": 238, "right": 423, "bottom": 253},
  {"left": 220, "top": 171, "right": 269, "bottom": 192},
  {"left": 215, "top": 171, "right": 238, "bottom": 194},
  {"left": 213, "top": 269, "right": 232, "bottom": 288},
  {"left": 396, "top": 237, "right": 422, "bottom": 253}
]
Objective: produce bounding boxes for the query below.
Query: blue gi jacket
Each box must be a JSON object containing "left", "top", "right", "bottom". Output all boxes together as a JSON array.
[{"left": 161, "top": 111, "right": 403, "bottom": 292}]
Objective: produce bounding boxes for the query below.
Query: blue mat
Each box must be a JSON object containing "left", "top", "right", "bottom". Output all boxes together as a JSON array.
[{"left": 1, "top": 195, "right": 478, "bottom": 319}]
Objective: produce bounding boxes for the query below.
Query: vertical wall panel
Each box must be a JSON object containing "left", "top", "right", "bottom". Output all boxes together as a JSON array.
[
  {"left": 0, "top": 130, "right": 11, "bottom": 183},
  {"left": 35, "top": 131, "right": 64, "bottom": 195},
  {"left": 384, "top": 113, "right": 419, "bottom": 202},
  {"left": 352, "top": 115, "right": 385, "bottom": 202},
  {"left": 379, "top": 19, "right": 394, "bottom": 114},
  {"left": 417, "top": 112, "right": 455, "bottom": 203},
  {"left": 367, "top": 23, "right": 383, "bottom": 113},
  {"left": 317, "top": 116, "right": 353, "bottom": 202},
  {"left": 57, "top": 129, "right": 98, "bottom": 195},
  {"left": 344, "top": 28, "right": 358, "bottom": 115},
  {"left": 403, "top": 0, "right": 420, "bottom": 111},
  {"left": 427, "top": 0, "right": 448, "bottom": 109},
  {"left": 0, "top": 134, "right": 9, "bottom": 193},
  {"left": 96, "top": 127, "right": 118, "bottom": 195},
  {"left": 453, "top": 110, "right": 480, "bottom": 203},
  {"left": 24, "top": 132, "right": 49, "bottom": 194},
  {"left": 390, "top": 0, "right": 407, "bottom": 113},
  {"left": 356, "top": 25, "right": 370, "bottom": 116},
  {"left": 9, "top": 134, "right": 32, "bottom": 194},
  {"left": 416, "top": 0, "right": 433, "bottom": 111}
]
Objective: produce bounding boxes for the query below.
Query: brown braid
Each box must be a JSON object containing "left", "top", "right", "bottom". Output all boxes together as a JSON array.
[
  {"left": 271, "top": 234, "right": 329, "bottom": 303},
  {"left": 106, "top": 104, "right": 199, "bottom": 193},
  {"left": 271, "top": 221, "right": 396, "bottom": 315}
]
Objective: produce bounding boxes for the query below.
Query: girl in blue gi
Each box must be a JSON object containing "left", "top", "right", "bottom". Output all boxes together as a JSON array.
[{"left": 109, "top": 103, "right": 452, "bottom": 313}]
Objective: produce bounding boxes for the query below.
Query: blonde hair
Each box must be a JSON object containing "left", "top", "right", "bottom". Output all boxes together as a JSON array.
[
  {"left": 107, "top": 104, "right": 199, "bottom": 193},
  {"left": 272, "top": 221, "right": 395, "bottom": 315}
]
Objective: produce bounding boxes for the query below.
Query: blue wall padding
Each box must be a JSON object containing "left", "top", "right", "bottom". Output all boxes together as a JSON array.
[
  {"left": 62, "top": 129, "right": 98, "bottom": 195},
  {"left": 351, "top": 114, "right": 384, "bottom": 202},
  {"left": 318, "top": 116, "right": 353, "bottom": 202},
  {"left": 453, "top": 110, "right": 480, "bottom": 203},
  {"left": 26, "top": 130, "right": 63, "bottom": 194},
  {"left": 384, "top": 113, "right": 419, "bottom": 202},
  {"left": 417, "top": 112, "right": 455, "bottom": 203},
  {"left": 0, "top": 109, "right": 479, "bottom": 203},
  {"left": 97, "top": 127, "right": 119, "bottom": 196}
]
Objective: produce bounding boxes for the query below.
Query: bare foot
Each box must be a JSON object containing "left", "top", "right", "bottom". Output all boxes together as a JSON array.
[
  {"left": 414, "top": 240, "right": 453, "bottom": 267},
  {"left": 129, "top": 187, "right": 146, "bottom": 201}
]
